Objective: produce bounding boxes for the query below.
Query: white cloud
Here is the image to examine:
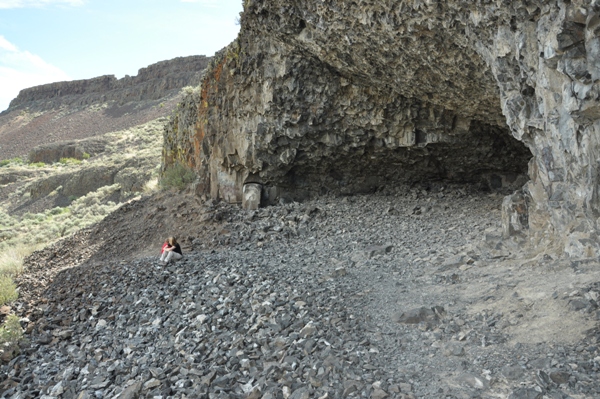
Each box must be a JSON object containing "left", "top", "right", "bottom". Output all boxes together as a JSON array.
[
  {"left": 0, "top": 35, "right": 70, "bottom": 112},
  {"left": 0, "top": 0, "right": 84, "bottom": 9},
  {"left": 0, "top": 36, "right": 17, "bottom": 52}
]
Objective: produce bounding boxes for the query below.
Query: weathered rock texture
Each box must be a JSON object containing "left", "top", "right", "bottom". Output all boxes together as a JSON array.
[
  {"left": 164, "top": 1, "right": 600, "bottom": 257},
  {"left": 28, "top": 137, "right": 108, "bottom": 164},
  {"left": 6, "top": 56, "right": 211, "bottom": 112}
]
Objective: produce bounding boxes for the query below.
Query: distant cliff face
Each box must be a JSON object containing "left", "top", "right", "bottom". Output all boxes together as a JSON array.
[
  {"left": 0, "top": 55, "right": 210, "bottom": 160},
  {"left": 6, "top": 56, "right": 211, "bottom": 112},
  {"left": 164, "top": 1, "right": 600, "bottom": 257}
]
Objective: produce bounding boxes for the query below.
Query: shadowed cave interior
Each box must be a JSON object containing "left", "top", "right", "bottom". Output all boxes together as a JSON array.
[{"left": 258, "top": 121, "right": 533, "bottom": 204}]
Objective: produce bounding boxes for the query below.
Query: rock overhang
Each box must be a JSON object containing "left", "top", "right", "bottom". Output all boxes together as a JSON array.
[
  {"left": 247, "top": 0, "right": 507, "bottom": 124},
  {"left": 164, "top": 0, "right": 600, "bottom": 257},
  {"left": 165, "top": 38, "right": 531, "bottom": 197}
]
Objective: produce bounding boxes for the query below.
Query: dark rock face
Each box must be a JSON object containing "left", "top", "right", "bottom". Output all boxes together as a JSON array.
[
  {"left": 5, "top": 55, "right": 211, "bottom": 112},
  {"left": 165, "top": 44, "right": 531, "bottom": 199},
  {"left": 163, "top": 1, "right": 600, "bottom": 257}
]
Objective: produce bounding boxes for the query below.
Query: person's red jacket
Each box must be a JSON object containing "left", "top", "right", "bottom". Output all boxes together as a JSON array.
[{"left": 161, "top": 242, "right": 169, "bottom": 254}]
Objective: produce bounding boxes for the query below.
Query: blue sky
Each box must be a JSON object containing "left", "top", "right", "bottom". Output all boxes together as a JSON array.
[{"left": 0, "top": 0, "right": 243, "bottom": 111}]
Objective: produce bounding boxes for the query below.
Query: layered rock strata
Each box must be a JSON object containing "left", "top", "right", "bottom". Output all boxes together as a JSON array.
[
  {"left": 164, "top": 1, "right": 600, "bottom": 257},
  {"left": 28, "top": 137, "right": 108, "bottom": 164},
  {"left": 5, "top": 55, "right": 211, "bottom": 112}
]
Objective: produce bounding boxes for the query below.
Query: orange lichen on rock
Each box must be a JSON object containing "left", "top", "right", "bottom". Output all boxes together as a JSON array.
[{"left": 213, "top": 57, "right": 226, "bottom": 82}]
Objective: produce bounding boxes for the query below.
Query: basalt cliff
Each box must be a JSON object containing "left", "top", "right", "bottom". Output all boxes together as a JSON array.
[
  {"left": 164, "top": 0, "right": 600, "bottom": 258},
  {"left": 5, "top": 55, "right": 211, "bottom": 113},
  {"left": 0, "top": 55, "right": 210, "bottom": 161}
]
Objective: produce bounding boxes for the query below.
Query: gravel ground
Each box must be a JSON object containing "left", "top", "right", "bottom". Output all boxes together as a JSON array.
[{"left": 1, "top": 184, "right": 600, "bottom": 399}]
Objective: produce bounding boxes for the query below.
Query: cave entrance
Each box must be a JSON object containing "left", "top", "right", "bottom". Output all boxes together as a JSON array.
[{"left": 266, "top": 121, "right": 532, "bottom": 204}]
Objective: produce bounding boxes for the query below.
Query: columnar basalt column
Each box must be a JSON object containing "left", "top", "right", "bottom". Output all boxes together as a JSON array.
[{"left": 469, "top": 1, "right": 600, "bottom": 256}]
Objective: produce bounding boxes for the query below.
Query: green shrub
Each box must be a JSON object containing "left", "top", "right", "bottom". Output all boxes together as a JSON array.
[
  {"left": 59, "top": 157, "right": 81, "bottom": 165},
  {"left": 22, "top": 212, "right": 34, "bottom": 220},
  {"left": 0, "top": 275, "right": 17, "bottom": 306},
  {"left": 82, "top": 152, "right": 90, "bottom": 159},
  {"left": 160, "top": 163, "right": 195, "bottom": 191},
  {"left": 49, "top": 207, "right": 68, "bottom": 216},
  {"left": 0, "top": 212, "right": 13, "bottom": 229},
  {"left": 0, "top": 158, "right": 24, "bottom": 167},
  {"left": 0, "top": 315, "right": 24, "bottom": 360},
  {"left": 29, "top": 162, "right": 45, "bottom": 168},
  {"left": 0, "top": 315, "right": 22, "bottom": 340}
]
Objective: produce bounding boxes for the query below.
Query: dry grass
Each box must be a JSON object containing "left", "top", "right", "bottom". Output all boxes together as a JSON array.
[
  {"left": 144, "top": 177, "right": 160, "bottom": 194},
  {"left": 0, "top": 244, "right": 40, "bottom": 276},
  {"left": 0, "top": 275, "right": 17, "bottom": 305}
]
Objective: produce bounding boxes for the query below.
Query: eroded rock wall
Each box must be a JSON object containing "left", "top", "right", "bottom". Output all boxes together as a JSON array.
[
  {"left": 165, "top": 1, "right": 600, "bottom": 257},
  {"left": 461, "top": 1, "right": 600, "bottom": 256},
  {"left": 165, "top": 40, "right": 530, "bottom": 201}
]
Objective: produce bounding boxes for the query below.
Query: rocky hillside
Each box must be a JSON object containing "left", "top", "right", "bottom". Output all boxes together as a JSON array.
[
  {"left": 0, "top": 55, "right": 215, "bottom": 320},
  {"left": 0, "top": 55, "right": 214, "bottom": 256},
  {"left": 3, "top": 183, "right": 600, "bottom": 398},
  {"left": 0, "top": 55, "right": 210, "bottom": 161},
  {"left": 163, "top": 1, "right": 600, "bottom": 259},
  {"left": 0, "top": 118, "right": 168, "bottom": 272}
]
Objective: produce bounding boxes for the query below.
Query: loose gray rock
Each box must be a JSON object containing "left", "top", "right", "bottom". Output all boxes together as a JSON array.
[
  {"left": 508, "top": 387, "right": 543, "bottom": 399},
  {"left": 4, "top": 186, "right": 600, "bottom": 399},
  {"left": 392, "top": 306, "right": 441, "bottom": 325}
]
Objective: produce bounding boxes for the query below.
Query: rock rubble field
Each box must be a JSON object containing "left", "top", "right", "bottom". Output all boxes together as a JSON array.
[{"left": 2, "top": 184, "right": 600, "bottom": 399}]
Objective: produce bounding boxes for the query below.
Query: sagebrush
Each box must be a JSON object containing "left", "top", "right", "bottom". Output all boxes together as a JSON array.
[
  {"left": 0, "top": 275, "right": 17, "bottom": 306},
  {"left": 0, "top": 118, "right": 168, "bottom": 361},
  {"left": 0, "top": 315, "right": 24, "bottom": 358},
  {"left": 160, "top": 163, "right": 195, "bottom": 190}
]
